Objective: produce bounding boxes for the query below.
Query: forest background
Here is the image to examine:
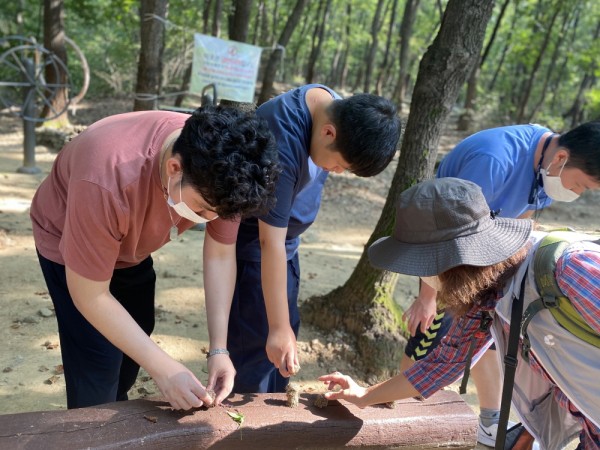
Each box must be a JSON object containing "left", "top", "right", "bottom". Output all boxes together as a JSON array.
[{"left": 0, "top": 2, "right": 599, "bottom": 437}]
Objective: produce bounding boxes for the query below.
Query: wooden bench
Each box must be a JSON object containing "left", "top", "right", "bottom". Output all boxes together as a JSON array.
[{"left": 0, "top": 390, "right": 476, "bottom": 449}]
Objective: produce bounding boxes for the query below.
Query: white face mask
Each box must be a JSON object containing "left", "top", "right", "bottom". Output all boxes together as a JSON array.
[
  {"left": 167, "top": 177, "right": 214, "bottom": 223},
  {"left": 421, "top": 275, "right": 441, "bottom": 291},
  {"left": 540, "top": 158, "right": 580, "bottom": 202}
]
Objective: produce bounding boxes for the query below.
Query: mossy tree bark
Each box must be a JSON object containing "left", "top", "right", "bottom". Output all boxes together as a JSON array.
[
  {"left": 41, "top": 0, "right": 70, "bottom": 128},
  {"left": 301, "top": 0, "right": 495, "bottom": 379}
]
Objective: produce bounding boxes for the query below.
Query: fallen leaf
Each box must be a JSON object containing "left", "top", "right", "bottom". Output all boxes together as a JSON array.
[{"left": 226, "top": 410, "right": 245, "bottom": 428}]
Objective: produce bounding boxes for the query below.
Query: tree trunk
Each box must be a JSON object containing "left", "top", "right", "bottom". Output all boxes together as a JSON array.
[
  {"left": 393, "top": 0, "right": 421, "bottom": 111},
  {"left": 250, "top": 0, "right": 267, "bottom": 45},
  {"left": 228, "top": 0, "right": 252, "bottom": 42},
  {"left": 515, "top": 2, "right": 562, "bottom": 123},
  {"left": 456, "top": 62, "right": 480, "bottom": 132},
  {"left": 338, "top": 3, "right": 352, "bottom": 90},
  {"left": 305, "top": 0, "right": 332, "bottom": 84},
  {"left": 257, "top": 0, "right": 308, "bottom": 105},
  {"left": 133, "top": 0, "right": 168, "bottom": 111},
  {"left": 457, "top": 0, "right": 510, "bottom": 131},
  {"left": 375, "top": 0, "right": 399, "bottom": 96},
  {"left": 287, "top": 2, "right": 313, "bottom": 80},
  {"left": 202, "top": 0, "right": 212, "bottom": 34},
  {"left": 301, "top": 0, "right": 495, "bottom": 379},
  {"left": 527, "top": 6, "right": 575, "bottom": 123},
  {"left": 562, "top": 13, "right": 599, "bottom": 126},
  {"left": 363, "top": 0, "right": 386, "bottom": 93},
  {"left": 41, "top": 0, "right": 70, "bottom": 127},
  {"left": 212, "top": 0, "right": 223, "bottom": 37},
  {"left": 175, "top": 0, "right": 214, "bottom": 108}
]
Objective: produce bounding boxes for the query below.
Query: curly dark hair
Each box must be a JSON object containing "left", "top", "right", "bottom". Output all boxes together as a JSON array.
[{"left": 173, "top": 105, "right": 280, "bottom": 219}]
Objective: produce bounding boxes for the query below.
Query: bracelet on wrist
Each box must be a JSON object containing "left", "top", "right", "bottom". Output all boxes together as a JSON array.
[{"left": 206, "top": 348, "right": 230, "bottom": 359}]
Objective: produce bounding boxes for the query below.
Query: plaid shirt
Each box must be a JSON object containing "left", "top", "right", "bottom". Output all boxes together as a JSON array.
[{"left": 404, "top": 241, "right": 600, "bottom": 448}]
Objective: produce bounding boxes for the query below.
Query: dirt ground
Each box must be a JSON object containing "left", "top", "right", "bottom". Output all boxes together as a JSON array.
[{"left": 0, "top": 100, "right": 596, "bottom": 449}]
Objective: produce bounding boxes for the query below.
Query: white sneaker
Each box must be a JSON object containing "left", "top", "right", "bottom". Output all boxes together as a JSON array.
[{"left": 477, "top": 419, "right": 517, "bottom": 447}]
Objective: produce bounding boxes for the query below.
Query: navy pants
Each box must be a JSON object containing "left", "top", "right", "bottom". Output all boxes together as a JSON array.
[
  {"left": 228, "top": 253, "right": 300, "bottom": 393},
  {"left": 37, "top": 252, "right": 156, "bottom": 409}
]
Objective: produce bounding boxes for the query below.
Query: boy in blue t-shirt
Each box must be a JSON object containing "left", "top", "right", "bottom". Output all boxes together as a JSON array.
[{"left": 205, "top": 84, "right": 401, "bottom": 394}]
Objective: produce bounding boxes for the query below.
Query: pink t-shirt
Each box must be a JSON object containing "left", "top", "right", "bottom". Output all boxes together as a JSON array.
[{"left": 31, "top": 110, "right": 239, "bottom": 281}]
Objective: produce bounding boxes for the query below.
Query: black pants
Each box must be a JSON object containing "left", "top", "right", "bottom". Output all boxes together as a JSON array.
[{"left": 37, "top": 252, "right": 156, "bottom": 409}]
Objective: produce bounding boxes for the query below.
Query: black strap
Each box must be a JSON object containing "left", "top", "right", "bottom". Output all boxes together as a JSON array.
[
  {"left": 528, "top": 133, "right": 554, "bottom": 205},
  {"left": 495, "top": 275, "right": 527, "bottom": 450},
  {"left": 520, "top": 295, "right": 558, "bottom": 362},
  {"left": 459, "top": 310, "right": 493, "bottom": 394}
]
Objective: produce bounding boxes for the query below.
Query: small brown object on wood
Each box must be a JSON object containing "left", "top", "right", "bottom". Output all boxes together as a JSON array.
[
  {"left": 205, "top": 388, "right": 217, "bottom": 408},
  {"left": 286, "top": 382, "right": 301, "bottom": 408},
  {"left": 313, "top": 393, "right": 328, "bottom": 409}
]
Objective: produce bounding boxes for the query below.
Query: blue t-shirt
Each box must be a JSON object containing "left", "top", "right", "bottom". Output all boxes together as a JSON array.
[
  {"left": 236, "top": 84, "right": 341, "bottom": 262},
  {"left": 437, "top": 124, "right": 553, "bottom": 218}
]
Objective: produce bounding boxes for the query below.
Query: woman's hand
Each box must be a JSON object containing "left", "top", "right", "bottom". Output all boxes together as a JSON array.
[{"left": 318, "top": 371, "right": 368, "bottom": 408}]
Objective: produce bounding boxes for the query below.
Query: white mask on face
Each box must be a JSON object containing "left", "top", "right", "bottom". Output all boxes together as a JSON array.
[
  {"left": 421, "top": 275, "right": 441, "bottom": 291},
  {"left": 540, "top": 158, "right": 580, "bottom": 202},
  {"left": 167, "top": 177, "right": 213, "bottom": 223}
]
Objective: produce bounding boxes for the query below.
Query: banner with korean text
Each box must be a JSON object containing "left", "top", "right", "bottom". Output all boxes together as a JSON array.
[{"left": 190, "top": 33, "right": 263, "bottom": 103}]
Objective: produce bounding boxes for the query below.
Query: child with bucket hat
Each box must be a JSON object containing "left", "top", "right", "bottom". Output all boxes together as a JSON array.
[{"left": 319, "top": 177, "right": 600, "bottom": 450}]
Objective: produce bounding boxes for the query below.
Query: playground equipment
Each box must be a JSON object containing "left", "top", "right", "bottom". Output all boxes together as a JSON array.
[{"left": 0, "top": 35, "right": 88, "bottom": 173}]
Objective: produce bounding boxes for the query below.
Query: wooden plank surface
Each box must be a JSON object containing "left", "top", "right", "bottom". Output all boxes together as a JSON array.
[{"left": 0, "top": 390, "right": 476, "bottom": 449}]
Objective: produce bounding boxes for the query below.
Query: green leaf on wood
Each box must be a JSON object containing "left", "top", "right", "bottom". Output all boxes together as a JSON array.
[{"left": 226, "top": 410, "right": 245, "bottom": 428}]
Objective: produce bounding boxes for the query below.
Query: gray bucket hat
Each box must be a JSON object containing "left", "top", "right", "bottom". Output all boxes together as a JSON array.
[{"left": 368, "top": 177, "right": 533, "bottom": 276}]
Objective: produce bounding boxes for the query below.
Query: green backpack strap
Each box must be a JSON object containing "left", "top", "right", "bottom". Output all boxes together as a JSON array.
[{"left": 521, "top": 230, "right": 600, "bottom": 361}]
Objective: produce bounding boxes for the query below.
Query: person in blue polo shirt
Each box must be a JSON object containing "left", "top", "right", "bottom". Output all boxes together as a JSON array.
[{"left": 203, "top": 84, "right": 401, "bottom": 395}]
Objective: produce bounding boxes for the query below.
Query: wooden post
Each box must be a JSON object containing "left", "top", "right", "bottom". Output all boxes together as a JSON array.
[{"left": 0, "top": 391, "right": 476, "bottom": 449}]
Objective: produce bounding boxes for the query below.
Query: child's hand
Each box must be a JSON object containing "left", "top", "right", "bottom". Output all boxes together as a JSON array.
[
  {"left": 266, "top": 325, "right": 298, "bottom": 378},
  {"left": 318, "top": 371, "right": 368, "bottom": 408}
]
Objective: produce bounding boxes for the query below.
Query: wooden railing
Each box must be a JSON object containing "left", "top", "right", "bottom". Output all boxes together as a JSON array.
[{"left": 0, "top": 390, "right": 476, "bottom": 449}]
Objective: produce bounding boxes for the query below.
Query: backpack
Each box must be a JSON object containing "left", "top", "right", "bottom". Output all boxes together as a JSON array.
[
  {"left": 520, "top": 230, "right": 600, "bottom": 362},
  {"left": 496, "top": 229, "right": 600, "bottom": 450}
]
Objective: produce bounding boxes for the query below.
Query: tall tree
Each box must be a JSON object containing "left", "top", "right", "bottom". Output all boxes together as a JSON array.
[
  {"left": 393, "top": 0, "right": 421, "bottom": 111},
  {"left": 133, "top": 0, "right": 168, "bottom": 111},
  {"left": 457, "top": 0, "right": 510, "bottom": 131},
  {"left": 257, "top": 0, "right": 308, "bottom": 105},
  {"left": 305, "top": 0, "right": 332, "bottom": 84},
  {"left": 175, "top": 0, "right": 214, "bottom": 108},
  {"left": 515, "top": 1, "right": 563, "bottom": 123},
  {"left": 488, "top": 0, "right": 520, "bottom": 92},
  {"left": 375, "top": 0, "right": 399, "bottom": 96},
  {"left": 228, "top": 0, "right": 252, "bottom": 42},
  {"left": 562, "top": 17, "right": 600, "bottom": 126},
  {"left": 527, "top": 5, "right": 576, "bottom": 122},
  {"left": 301, "top": 0, "right": 495, "bottom": 378},
  {"left": 41, "top": 0, "right": 70, "bottom": 127},
  {"left": 363, "top": 0, "right": 386, "bottom": 93}
]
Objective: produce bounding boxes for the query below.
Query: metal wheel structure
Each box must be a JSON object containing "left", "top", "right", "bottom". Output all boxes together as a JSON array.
[
  {"left": 0, "top": 35, "right": 88, "bottom": 173},
  {"left": 0, "top": 35, "right": 72, "bottom": 122}
]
